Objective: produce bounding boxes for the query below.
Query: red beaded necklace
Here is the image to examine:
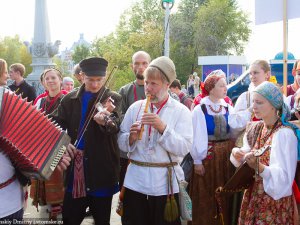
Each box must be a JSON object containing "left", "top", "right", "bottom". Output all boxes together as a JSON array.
[{"left": 208, "top": 105, "right": 222, "bottom": 113}]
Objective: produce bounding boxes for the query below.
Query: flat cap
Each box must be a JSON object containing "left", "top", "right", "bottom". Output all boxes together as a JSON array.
[{"left": 79, "top": 57, "right": 108, "bottom": 76}]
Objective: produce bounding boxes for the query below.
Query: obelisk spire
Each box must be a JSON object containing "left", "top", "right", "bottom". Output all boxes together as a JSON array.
[{"left": 26, "top": 0, "right": 61, "bottom": 94}]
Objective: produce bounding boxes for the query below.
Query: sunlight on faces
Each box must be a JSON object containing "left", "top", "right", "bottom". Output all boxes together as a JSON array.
[
  {"left": 252, "top": 92, "right": 276, "bottom": 120},
  {"left": 44, "top": 70, "right": 62, "bottom": 92},
  {"left": 250, "top": 64, "right": 270, "bottom": 87},
  {"left": 9, "top": 69, "right": 18, "bottom": 80},
  {"left": 131, "top": 53, "right": 150, "bottom": 80},
  {"left": 144, "top": 68, "right": 169, "bottom": 103},
  {"left": 63, "top": 81, "right": 74, "bottom": 92},
  {"left": 84, "top": 75, "right": 105, "bottom": 93},
  {"left": 209, "top": 78, "right": 227, "bottom": 99}
]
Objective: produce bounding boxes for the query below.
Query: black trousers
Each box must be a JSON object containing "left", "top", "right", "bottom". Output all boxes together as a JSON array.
[
  {"left": 0, "top": 208, "right": 23, "bottom": 221},
  {"left": 119, "top": 157, "right": 129, "bottom": 188},
  {"left": 62, "top": 192, "right": 112, "bottom": 225},
  {"left": 123, "top": 188, "right": 181, "bottom": 225}
]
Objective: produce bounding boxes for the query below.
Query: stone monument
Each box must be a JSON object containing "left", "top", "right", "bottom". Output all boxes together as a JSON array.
[{"left": 26, "top": 0, "right": 61, "bottom": 94}]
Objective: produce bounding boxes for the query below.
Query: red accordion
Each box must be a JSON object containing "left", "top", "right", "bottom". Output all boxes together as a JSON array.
[{"left": 0, "top": 87, "right": 70, "bottom": 180}]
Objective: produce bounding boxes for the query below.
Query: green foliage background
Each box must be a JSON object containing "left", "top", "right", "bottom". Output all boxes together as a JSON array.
[{"left": 0, "top": 0, "right": 250, "bottom": 90}]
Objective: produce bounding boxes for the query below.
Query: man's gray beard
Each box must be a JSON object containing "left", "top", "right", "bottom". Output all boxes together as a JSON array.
[
  {"left": 136, "top": 74, "right": 144, "bottom": 80},
  {"left": 150, "top": 89, "right": 168, "bottom": 103}
]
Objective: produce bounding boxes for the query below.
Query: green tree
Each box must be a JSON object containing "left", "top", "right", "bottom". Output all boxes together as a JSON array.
[
  {"left": 92, "top": 0, "right": 165, "bottom": 91},
  {"left": 0, "top": 35, "right": 32, "bottom": 77},
  {"left": 193, "top": 0, "right": 251, "bottom": 56},
  {"left": 72, "top": 44, "right": 91, "bottom": 64},
  {"left": 20, "top": 45, "right": 32, "bottom": 76},
  {"left": 53, "top": 56, "right": 71, "bottom": 76}
]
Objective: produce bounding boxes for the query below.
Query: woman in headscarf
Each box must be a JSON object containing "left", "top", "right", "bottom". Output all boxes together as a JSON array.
[
  {"left": 30, "top": 68, "right": 66, "bottom": 220},
  {"left": 191, "top": 70, "right": 233, "bottom": 111},
  {"left": 231, "top": 81, "right": 298, "bottom": 224},
  {"left": 189, "top": 70, "right": 238, "bottom": 225}
]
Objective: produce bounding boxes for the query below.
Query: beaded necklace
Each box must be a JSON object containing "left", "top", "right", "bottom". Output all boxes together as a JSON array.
[{"left": 208, "top": 105, "right": 222, "bottom": 113}]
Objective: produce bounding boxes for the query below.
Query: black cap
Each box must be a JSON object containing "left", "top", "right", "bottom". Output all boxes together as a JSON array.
[{"left": 79, "top": 57, "right": 108, "bottom": 76}]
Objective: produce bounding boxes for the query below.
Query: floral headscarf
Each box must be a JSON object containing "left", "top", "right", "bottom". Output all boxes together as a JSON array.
[{"left": 254, "top": 81, "right": 300, "bottom": 159}]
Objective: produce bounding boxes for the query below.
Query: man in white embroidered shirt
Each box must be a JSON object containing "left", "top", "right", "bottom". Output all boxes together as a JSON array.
[{"left": 118, "top": 56, "right": 193, "bottom": 225}]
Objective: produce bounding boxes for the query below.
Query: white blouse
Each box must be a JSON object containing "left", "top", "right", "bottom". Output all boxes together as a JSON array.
[
  {"left": 228, "top": 91, "right": 252, "bottom": 132},
  {"left": 230, "top": 127, "right": 297, "bottom": 200},
  {"left": 118, "top": 96, "right": 193, "bottom": 196},
  {"left": 191, "top": 97, "right": 238, "bottom": 165}
]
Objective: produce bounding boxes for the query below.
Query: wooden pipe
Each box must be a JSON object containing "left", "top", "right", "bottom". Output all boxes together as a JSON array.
[{"left": 138, "top": 95, "right": 151, "bottom": 140}]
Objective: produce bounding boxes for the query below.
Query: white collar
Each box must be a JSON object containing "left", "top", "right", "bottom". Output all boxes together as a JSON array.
[{"left": 201, "top": 96, "right": 228, "bottom": 107}]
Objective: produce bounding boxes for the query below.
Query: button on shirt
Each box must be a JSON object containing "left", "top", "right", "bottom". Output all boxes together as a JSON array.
[{"left": 118, "top": 96, "right": 193, "bottom": 196}]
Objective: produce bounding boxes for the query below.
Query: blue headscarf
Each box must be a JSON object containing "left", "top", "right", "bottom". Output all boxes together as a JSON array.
[{"left": 254, "top": 81, "right": 300, "bottom": 159}]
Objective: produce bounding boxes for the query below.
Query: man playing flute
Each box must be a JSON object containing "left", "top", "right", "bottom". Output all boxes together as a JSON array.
[{"left": 118, "top": 56, "right": 193, "bottom": 225}]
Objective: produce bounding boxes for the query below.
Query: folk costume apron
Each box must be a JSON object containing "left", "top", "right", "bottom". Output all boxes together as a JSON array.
[{"left": 189, "top": 104, "right": 235, "bottom": 225}]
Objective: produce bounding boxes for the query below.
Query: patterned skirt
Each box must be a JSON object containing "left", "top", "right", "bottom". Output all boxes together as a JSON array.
[
  {"left": 188, "top": 140, "right": 235, "bottom": 225},
  {"left": 239, "top": 178, "right": 295, "bottom": 225},
  {"left": 30, "top": 169, "right": 65, "bottom": 206}
]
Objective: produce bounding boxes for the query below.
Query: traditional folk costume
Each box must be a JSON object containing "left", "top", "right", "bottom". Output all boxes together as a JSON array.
[
  {"left": 0, "top": 153, "right": 23, "bottom": 220},
  {"left": 189, "top": 70, "right": 241, "bottom": 225},
  {"left": 30, "top": 90, "right": 65, "bottom": 219},
  {"left": 227, "top": 86, "right": 259, "bottom": 225},
  {"left": 118, "top": 56, "right": 193, "bottom": 225},
  {"left": 230, "top": 82, "right": 298, "bottom": 225},
  {"left": 55, "top": 57, "right": 122, "bottom": 225},
  {"left": 189, "top": 97, "right": 236, "bottom": 225},
  {"left": 118, "top": 80, "right": 145, "bottom": 187}
]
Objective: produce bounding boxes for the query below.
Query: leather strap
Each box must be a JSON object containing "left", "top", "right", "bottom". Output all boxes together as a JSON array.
[{"left": 0, "top": 174, "right": 17, "bottom": 189}]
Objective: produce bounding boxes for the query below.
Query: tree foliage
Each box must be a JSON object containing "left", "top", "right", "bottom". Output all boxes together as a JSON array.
[
  {"left": 0, "top": 0, "right": 250, "bottom": 89},
  {"left": 0, "top": 35, "right": 32, "bottom": 77},
  {"left": 72, "top": 44, "right": 91, "bottom": 64},
  {"left": 193, "top": 0, "right": 250, "bottom": 56}
]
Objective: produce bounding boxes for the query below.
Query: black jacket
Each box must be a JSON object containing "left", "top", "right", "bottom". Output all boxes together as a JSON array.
[
  {"left": 55, "top": 85, "right": 121, "bottom": 191},
  {"left": 9, "top": 80, "right": 37, "bottom": 102}
]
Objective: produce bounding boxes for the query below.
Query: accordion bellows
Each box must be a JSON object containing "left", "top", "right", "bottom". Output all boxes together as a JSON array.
[{"left": 0, "top": 87, "right": 70, "bottom": 180}]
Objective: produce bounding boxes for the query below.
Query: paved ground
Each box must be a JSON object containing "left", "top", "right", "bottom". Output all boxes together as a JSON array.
[
  {"left": 24, "top": 194, "right": 121, "bottom": 225},
  {"left": 24, "top": 193, "right": 187, "bottom": 225}
]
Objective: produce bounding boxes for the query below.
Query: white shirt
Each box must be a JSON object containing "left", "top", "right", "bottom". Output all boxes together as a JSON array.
[
  {"left": 230, "top": 127, "right": 297, "bottom": 200},
  {"left": 118, "top": 96, "right": 193, "bottom": 196},
  {"left": 0, "top": 152, "right": 23, "bottom": 218},
  {"left": 191, "top": 97, "right": 238, "bottom": 165},
  {"left": 228, "top": 91, "right": 252, "bottom": 132},
  {"left": 284, "top": 95, "right": 295, "bottom": 110}
]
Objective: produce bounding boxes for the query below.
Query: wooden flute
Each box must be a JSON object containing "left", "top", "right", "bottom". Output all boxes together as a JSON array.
[{"left": 138, "top": 94, "right": 151, "bottom": 140}]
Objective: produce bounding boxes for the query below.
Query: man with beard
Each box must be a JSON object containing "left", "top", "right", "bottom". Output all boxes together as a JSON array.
[
  {"left": 118, "top": 51, "right": 151, "bottom": 188},
  {"left": 118, "top": 56, "right": 192, "bottom": 225}
]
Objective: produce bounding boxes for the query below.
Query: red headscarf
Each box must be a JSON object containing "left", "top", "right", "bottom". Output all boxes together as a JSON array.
[{"left": 201, "top": 70, "right": 226, "bottom": 97}]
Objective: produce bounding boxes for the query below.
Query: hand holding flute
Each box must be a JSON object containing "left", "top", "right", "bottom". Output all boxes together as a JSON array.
[
  {"left": 128, "top": 95, "right": 151, "bottom": 146},
  {"left": 138, "top": 95, "right": 151, "bottom": 140}
]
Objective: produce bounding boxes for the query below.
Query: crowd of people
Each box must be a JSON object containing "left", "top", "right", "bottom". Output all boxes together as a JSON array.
[{"left": 0, "top": 54, "right": 300, "bottom": 225}]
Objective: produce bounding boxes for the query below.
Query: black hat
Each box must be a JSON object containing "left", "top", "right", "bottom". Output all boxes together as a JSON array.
[{"left": 79, "top": 57, "right": 108, "bottom": 76}]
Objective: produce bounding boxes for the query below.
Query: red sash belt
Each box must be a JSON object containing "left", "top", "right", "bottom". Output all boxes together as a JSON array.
[{"left": 0, "top": 174, "right": 17, "bottom": 189}]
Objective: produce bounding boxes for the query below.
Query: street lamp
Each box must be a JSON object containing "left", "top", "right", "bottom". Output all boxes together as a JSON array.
[{"left": 161, "top": 0, "right": 174, "bottom": 57}]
